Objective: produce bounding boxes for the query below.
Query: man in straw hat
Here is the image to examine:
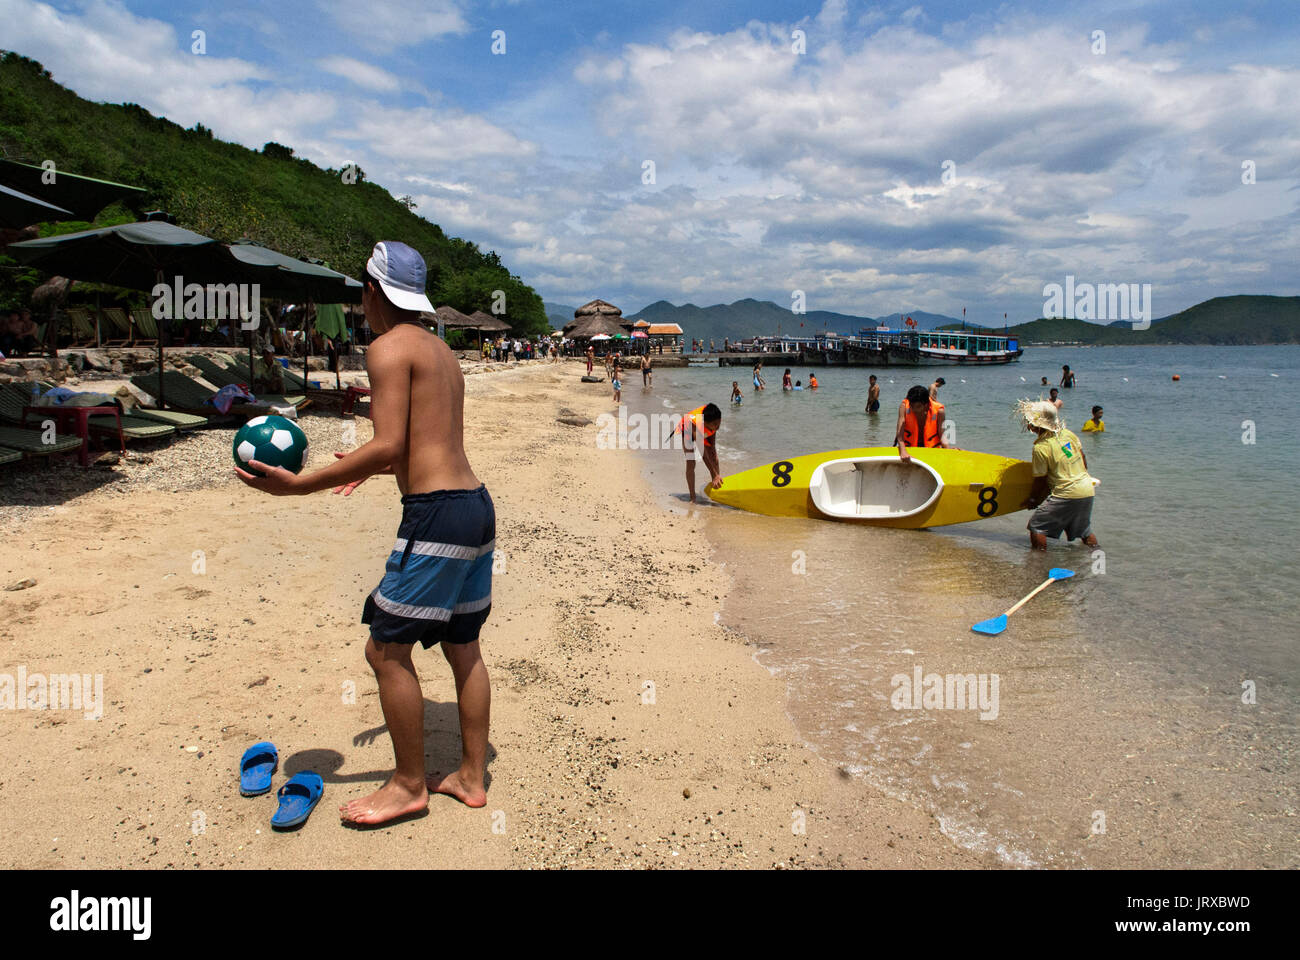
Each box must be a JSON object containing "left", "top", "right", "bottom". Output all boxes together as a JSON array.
[{"left": 1016, "top": 398, "right": 1100, "bottom": 551}]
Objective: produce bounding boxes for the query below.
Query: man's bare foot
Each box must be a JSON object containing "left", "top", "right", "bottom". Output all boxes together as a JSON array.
[
  {"left": 339, "top": 777, "right": 428, "bottom": 825},
  {"left": 426, "top": 769, "right": 487, "bottom": 808}
]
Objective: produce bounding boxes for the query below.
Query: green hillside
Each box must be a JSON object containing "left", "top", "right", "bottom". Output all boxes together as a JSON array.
[
  {"left": 1006, "top": 296, "right": 1300, "bottom": 345},
  {"left": 0, "top": 51, "right": 547, "bottom": 333}
]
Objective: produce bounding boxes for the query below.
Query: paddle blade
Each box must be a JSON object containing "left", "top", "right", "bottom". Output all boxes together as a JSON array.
[
  {"left": 1049, "top": 568, "right": 1075, "bottom": 580},
  {"left": 971, "top": 614, "right": 1008, "bottom": 636}
]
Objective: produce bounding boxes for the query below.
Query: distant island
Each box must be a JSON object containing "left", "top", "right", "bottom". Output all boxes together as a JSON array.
[
  {"left": 544, "top": 295, "right": 1299, "bottom": 347},
  {"left": 1000, "top": 296, "right": 1300, "bottom": 346}
]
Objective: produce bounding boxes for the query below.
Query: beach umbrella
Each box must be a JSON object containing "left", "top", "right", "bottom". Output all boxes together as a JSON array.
[
  {"left": 0, "top": 182, "right": 72, "bottom": 229},
  {"left": 0, "top": 159, "right": 145, "bottom": 221},
  {"left": 227, "top": 241, "right": 361, "bottom": 386},
  {"left": 8, "top": 221, "right": 243, "bottom": 403}
]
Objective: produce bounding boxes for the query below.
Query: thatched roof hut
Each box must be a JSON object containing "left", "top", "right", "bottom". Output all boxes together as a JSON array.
[
  {"left": 430, "top": 305, "right": 477, "bottom": 329},
  {"left": 31, "top": 275, "right": 72, "bottom": 311},
  {"left": 468, "top": 310, "right": 511, "bottom": 333},
  {"left": 564, "top": 313, "right": 628, "bottom": 339},
  {"left": 573, "top": 298, "right": 622, "bottom": 319}
]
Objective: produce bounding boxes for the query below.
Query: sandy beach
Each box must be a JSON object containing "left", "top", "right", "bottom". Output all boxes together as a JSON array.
[{"left": 0, "top": 361, "right": 982, "bottom": 869}]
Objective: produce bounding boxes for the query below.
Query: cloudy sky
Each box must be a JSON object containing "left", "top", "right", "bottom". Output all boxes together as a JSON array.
[{"left": 3, "top": 0, "right": 1297, "bottom": 322}]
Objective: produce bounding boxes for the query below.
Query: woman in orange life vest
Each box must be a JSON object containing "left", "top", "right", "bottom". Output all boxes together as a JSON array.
[{"left": 894, "top": 384, "right": 952, "bottom": 462}]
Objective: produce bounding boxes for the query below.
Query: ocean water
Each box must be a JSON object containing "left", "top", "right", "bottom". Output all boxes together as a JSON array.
[{"left": 624, "top": 345, "right": 1298, "bottom": 868}]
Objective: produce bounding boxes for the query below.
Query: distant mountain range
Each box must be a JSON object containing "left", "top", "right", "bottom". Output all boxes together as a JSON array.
[
  {"left": 544, "top": 301, "right": 578, "bottom": 330},
  {"left": 546, "top": 294, "right": 1299, "bottom": 345},
  {"left": 618, "top": 299, "right": 962, "bottom": 343},
  {"left": 1006, "top": 296, "right": 1300, "bottom": 345}
]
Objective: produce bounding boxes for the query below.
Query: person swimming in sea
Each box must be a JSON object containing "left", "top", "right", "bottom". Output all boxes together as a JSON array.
[
  {"left": 782, "top": 368, "right": 793, "bottom": 391},
  {"left": 730, "top": 381, "right": 743, "bottom": 404},
  {"left": 866, "top": 374, "right": 880, "bottom": 414},
  {"left": 753, "top": 362, "right": 766, "bottom": 391},
  {"left": 808, "top": 373, "right": 818, "bottom": 390},
  {"left": 1081, "top": 405, "right": 1104, "bottom": 432}
]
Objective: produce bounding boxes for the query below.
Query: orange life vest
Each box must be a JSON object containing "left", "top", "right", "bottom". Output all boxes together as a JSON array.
[
  {"left": 901, "top": 400, "right": 944, "bottom": 447},
  {"left": 676, "top": 407, "right": 716, "bottom": 448}
]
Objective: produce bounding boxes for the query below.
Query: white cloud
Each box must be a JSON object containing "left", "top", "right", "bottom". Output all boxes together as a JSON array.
[
  {"left": 318, "top": 56, "right": 401, "bottom": 93},
  {"left": 315, "top": 0, "right": 469, "bottom": 51}
]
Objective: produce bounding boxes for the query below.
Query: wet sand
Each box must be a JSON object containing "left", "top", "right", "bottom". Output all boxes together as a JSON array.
[{"left": 0, "top": 361, "right": 980, "bottom": 868}]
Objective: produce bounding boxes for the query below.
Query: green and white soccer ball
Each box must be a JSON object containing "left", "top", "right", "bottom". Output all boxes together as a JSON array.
[{"left": 232, "top": 415, "right": 309, "bottom": 476}]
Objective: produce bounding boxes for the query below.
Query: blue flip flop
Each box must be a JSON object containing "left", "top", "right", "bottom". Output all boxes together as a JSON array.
[
  {"left": 239, "top": 742, "right": 278, "bottom": 797},
  {"left": 271, "top": 772, "right": 324, "bottom": 829}
]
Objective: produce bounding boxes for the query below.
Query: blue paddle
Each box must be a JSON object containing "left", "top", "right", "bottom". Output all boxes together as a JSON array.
[{"left": 972, "top": 568, "right": 1075, "bottom": 635}]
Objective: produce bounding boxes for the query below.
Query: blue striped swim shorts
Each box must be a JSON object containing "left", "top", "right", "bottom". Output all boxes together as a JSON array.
[{"left": 362, "top": 485, "right": 495, "bottom": 648}]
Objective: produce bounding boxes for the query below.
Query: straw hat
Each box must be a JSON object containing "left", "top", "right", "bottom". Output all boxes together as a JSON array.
[{"left": 1014, "top": 398, "right": 1064, "bottom": 433}]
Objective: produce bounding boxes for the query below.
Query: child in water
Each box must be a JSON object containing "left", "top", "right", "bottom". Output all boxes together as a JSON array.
[
  {"left": 1081, "top": 405, "right": 1105, "bottom": 432},
  {"left": 808, "top": 374, "right": 818, "bottom": 390},
  {"left": 730, "top": 381, "right": 743, "bottom": 404},
  {"left": 782, "top": 369, "right": 793, "bottom": 391}
]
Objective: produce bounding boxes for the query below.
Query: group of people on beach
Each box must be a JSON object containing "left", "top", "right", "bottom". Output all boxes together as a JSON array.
[
  {"left": 0, "top": 307, "right": 39, "bottom": 357},
  {"left": 593, "top": 348, "right": 654, "bottom": 403}
]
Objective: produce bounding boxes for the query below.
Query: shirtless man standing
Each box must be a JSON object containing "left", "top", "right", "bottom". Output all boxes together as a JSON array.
[{"left": 237, "top": 241, "right": 493, "bottom": 826}]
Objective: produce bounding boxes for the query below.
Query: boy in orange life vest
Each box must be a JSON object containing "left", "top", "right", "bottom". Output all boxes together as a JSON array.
[
  {"left": 683, "top": 403, "right": 723, "bottom": 503},
  {"left": 894, "top": 384, "right": 951, "bottom": 462}
]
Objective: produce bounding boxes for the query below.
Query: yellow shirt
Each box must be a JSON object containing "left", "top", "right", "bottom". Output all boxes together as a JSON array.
[
  {"left": 1081, "top": 419, "right": 1105, "bottom": 432},
  {"left": 1032, "top": 429, "right": 1094, "bottom": 499}
]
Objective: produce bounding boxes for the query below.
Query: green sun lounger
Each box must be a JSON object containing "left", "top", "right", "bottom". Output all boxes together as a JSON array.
[
  {"left": 182, "top": 357, "right": 308, "bottom": 409},
  {"left": 100, "top": 306, "right": 133, "bottom": 347},
  {"left": 130, "top": 407, "right": 210, "bottom": 430},
  {"left": 27, "top": 380, "right": 208, "bottom": 433},
  {"left": 129, "top": 307, "right": 159, "bottom": 345},
  {"left": 62, "top": 307, "right": 98, "bottom": 347},
  {"left": 130, "top": 372, "right": 308, "bottom": 420},
  {"left": 0, "top": 425, "right": 82, "bottom": 457},
  {"left": 91, "top": 413, "right": 175, "bottom": 440}
]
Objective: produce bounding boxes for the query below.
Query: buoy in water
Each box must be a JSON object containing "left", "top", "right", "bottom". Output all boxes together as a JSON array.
[{"left": 1172, "top": 374, "right": 1181, "bottom": 381}]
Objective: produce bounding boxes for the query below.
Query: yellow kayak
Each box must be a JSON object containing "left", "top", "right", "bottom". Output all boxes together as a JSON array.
[{"left": 706, "top": 447, "right": 1036, "bottom": 528}]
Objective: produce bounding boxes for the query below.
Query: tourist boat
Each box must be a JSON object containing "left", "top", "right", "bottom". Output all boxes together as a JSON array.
[{"left": 844, "top": 327, "right": 1022, "bottom": 365}]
